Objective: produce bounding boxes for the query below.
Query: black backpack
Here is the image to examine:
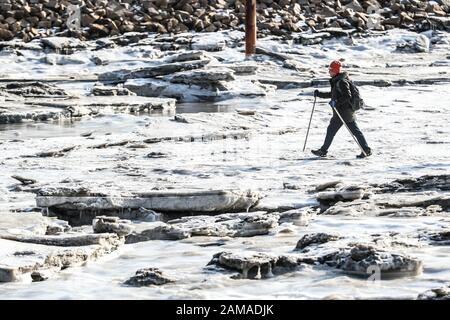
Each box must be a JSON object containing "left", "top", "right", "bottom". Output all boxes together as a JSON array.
[
  {"left": 347, "top": 80, "right": 365, "bottom": 111},
  {"left": 337, "top": 79, "right": 365, "bottom": 111}
]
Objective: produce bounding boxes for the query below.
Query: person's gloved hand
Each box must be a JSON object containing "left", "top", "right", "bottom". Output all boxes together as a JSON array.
[
  {"left": 329, "top": 100, "right": 337, "bottom": 108},
  {"left": 314, "top": 89, "right": 320, "bottom": 97}
]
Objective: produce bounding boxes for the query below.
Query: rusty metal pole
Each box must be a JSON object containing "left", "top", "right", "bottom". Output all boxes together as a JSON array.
[{"left": 245, "top": 0, "right": 256, "bottom": 56}]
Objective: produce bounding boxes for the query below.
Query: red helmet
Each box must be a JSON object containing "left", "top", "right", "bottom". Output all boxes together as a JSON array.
[{"left": 329, "top": 60, "right": 342, "bottom": 74}]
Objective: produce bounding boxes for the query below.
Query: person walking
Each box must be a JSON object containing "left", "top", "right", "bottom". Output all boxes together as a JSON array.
[{"left": 312, "top": 60, "right": 372, "bottom": 158}]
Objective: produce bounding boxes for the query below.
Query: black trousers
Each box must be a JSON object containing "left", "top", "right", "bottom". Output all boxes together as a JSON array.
[{"left": 321, "top": 116, "right": 370, "bottom": 151}]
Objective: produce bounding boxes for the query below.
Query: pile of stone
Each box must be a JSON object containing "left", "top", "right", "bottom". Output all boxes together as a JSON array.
[
  {"left": 295, "top": 232, "right": 341, "bottom": 251},
  {"left": 0, "top": 0, "right": 448, "bottom": 42}
]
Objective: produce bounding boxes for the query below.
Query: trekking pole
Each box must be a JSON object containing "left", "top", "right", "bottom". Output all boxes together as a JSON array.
[
  {"left": 331, "top": 105, "right": 367, "bottom": 157},
  {"left": 303, "top": 96, "right": 317, "bottom": 151}
]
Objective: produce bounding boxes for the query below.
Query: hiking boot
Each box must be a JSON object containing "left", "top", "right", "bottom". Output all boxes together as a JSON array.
[
  {"left": 311, "top": 148, "right": 327, "bottom": 157},
  {"left": 357, "top": 148, "right": 372, "bottom": 159}
]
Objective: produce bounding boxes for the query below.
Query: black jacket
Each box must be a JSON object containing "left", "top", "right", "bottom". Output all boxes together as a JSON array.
[{"left": 317, "top": 72, "right": 355, "bottom": 123}]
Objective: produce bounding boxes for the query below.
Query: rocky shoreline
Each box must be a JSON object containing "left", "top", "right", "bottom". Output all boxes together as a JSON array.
[{"left": 0, "top": 0, "right": 449, "bottom": 42}]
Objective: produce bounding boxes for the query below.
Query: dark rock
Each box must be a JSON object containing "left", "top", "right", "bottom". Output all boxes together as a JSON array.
[
  {"left": 295, "top": 233, "right": 341, "bottom": 250},
  {"left": 147, "top": 152, "right": 168, "bottom": 159},
  {"left": 124, "top": 268, "right": 175, "bottom": 286},
  {"left": 0, "top": 28, "right": 14, "bottom": 41},
  {"left": 427, "top": 230, "right": 450, "bottom": 245}
]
